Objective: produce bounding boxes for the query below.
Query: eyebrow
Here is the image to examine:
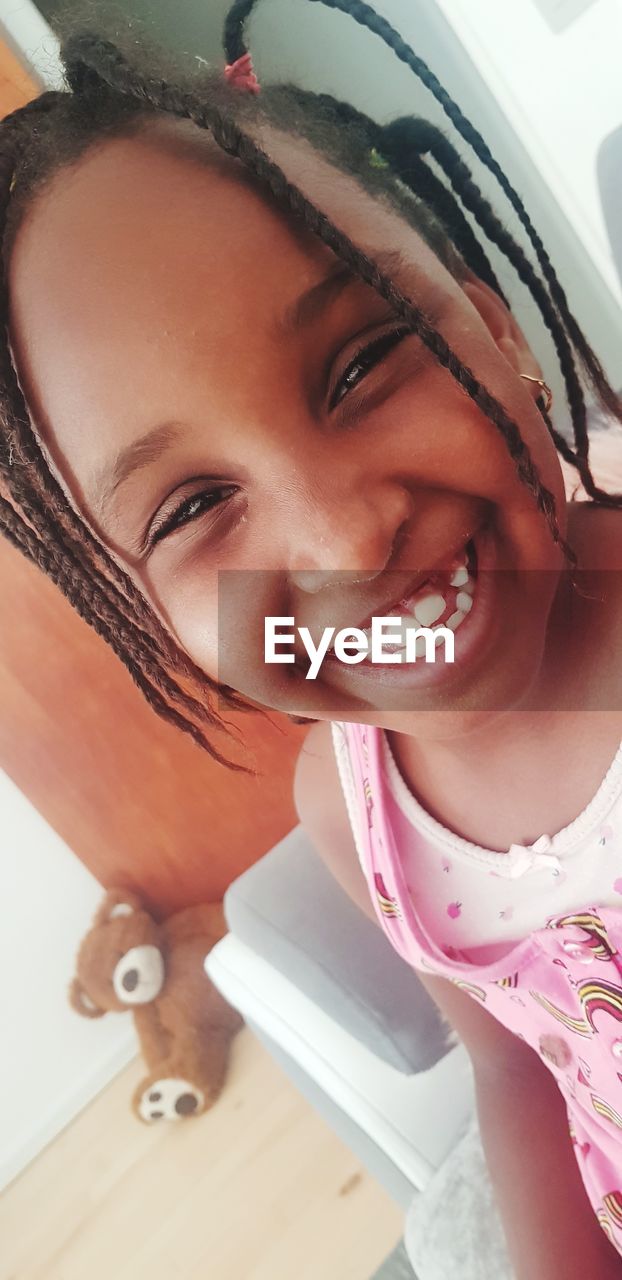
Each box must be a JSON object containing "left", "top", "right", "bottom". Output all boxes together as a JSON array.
[
  {"left": 93, "top": 247, "right": 412, "bottom": 521},
  {"left": 278, "top": 247, "right": 408, "bottom": 333},
  {"left": 91, "top": 420, "right": 186, "bottom": 521}
]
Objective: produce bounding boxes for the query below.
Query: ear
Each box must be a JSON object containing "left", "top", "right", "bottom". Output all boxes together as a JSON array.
[
  {"left": 461, "top": 274, "right": 542, "bottom": 388},
  {"left": 69, "top": 976, "right": 106, "bottom": 1019},
  {"left": 94, "top": 888, "right": 144, "bottom": 927}
]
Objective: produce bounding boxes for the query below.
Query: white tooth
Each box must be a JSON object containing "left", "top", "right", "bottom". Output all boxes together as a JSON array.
[
  {"left": 378, "top": 618, "right": 409, "bottom": 651},
  {"left": 456, "top": 591, "right": 473, "bottom": 614},
  {"left": 449, "top": 566, "right": 469, "bottom": 588},
  {"left": 413, "top": 632, "right": 433, "bottom": 657},
  {"left": 413, "top": 593, "right": 446, "bottom": 626},
  {"left": 446, "top": 609, "right": 466, "bottom": 632},
  {"left": 434, "top": 629, "right": 446, "bottom": 647}
]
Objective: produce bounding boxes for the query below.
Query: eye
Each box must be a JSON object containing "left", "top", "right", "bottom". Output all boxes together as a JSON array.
[
  {"left": 329, "top": 325, "right": 412, "bottom": 410},
  {"left": 112, "top": 944, "right": 165, "bottom": 1005},
  {"left": 149, "top": 483, "right": 237, "bottom": 547}
]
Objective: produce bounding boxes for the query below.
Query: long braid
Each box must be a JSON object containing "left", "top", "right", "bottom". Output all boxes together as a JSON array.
[
  {"left": 224, "top": 0, "right": 260, "bottom": 62},
  {"left": 59, "top": 34, "right": 576, "bottom": 562},
  {"left": 0, "top": 307, "right": 218, "bottom": 681},
  {"left": 225, "top": 19, "right": 505, "bottom": 301},
  {"left": 379, "top": 121, "right": 617, "bottom": 498},
  {"left": 261, "top": 89, "right": 596, "bottom": 499},
  {"left": 226, "top": 0, "right": 622, "bottom": 498},
  {"left": 0, "top": 301, "right": 251, "bottom": 718},
  {"left": 405, "top": 129, "right": 590, "bottom": 437},
  {"left": 0, "top": 491, "right": 246, "bottom": 753},
  {"left": 0, "top": 493, "right": 248, "bottom": 766},
  {"left": 380, "top": 124, "right": 507, "bottom": 303},
  {"left": 298, "top": 0, "right": 621, "bottom": 423},
  {"left": 0, "top": 102, "right": 206, "bottom": 674},
  {"left": 270, "top": 87, "right": 508, "bottom": 301},
  {"left": 0, "top": 129, "right": 254, "bottom": 725},
  {"left": 0, "top": 437, "right": 251, "bottom": 720}
]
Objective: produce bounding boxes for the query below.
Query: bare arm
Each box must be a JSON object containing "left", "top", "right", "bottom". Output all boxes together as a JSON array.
[
  {"left": 420, "top": 972, "right": 622, "bottom": 1280},
  {"left": 295, "top": 722, "right": 622, "bottom": 1280}
]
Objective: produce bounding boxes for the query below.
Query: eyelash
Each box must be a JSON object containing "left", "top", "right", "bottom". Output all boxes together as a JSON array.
[
  {"left": 148, "top": 324, "right": 412, "bottom": 548},
  {"left": 329, "top": 324, "right": 412, "bottom": 409},
  {"left": 149, "top": 485, "right": 236, "bottom": 546}
]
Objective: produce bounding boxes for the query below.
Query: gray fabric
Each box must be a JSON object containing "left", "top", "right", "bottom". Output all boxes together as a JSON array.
[
  {"left": 404, "top": 1119, "right": 514, "bottom": 1280},
  {"left": 247, "top": 1019, "right": 416, "bottom": 1208},
  {"left": 225, "top": 825, "right": 452, "bottom": 1074},
  {"left": 370, "top": 1241, "right": 418, "bottom": 1280}
]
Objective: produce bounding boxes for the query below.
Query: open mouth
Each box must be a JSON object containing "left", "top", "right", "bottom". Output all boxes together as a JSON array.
[{"left": 325, "top": 535, "right": 479, "bottom": 661}]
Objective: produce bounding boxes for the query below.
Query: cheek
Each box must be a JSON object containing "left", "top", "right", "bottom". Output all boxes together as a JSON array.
[
  {"left": 165, "top": 578, "right": 221, "bottom": 679},
  {"left": 428, "top": 301, "right": 566, "bottom": 520},
  {"left": 380, "top": 358, "right": 493, "bottom": 473},
  {"left": 387, "top": 372, "right": 540, "bottom": 511},
  {"left": 139, "top": 554, "right": 223, "bottom": 681},
  {"left": 146, "top": 562, "right": 295, "bottom": 704}
]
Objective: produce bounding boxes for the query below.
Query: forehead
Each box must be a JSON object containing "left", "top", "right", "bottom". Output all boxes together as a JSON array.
[
  {"left": 6, "top": 116, "right": 449, "bottom": 506},
  {"left": 8, "top": 112, "right": 446, "bottom": 352}
]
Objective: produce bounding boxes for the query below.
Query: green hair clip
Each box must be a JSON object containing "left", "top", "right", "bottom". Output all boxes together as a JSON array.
[{"left": 368, "top": 147, "right": 389, "bottom": 170}]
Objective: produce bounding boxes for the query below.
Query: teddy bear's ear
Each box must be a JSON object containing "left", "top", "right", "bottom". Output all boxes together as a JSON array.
[
  {"left": 69, "top": 977, "right": 106, "bottom": 1019},
  {"left": 94, "top": 888, "right": 145, "bottom": 926}
]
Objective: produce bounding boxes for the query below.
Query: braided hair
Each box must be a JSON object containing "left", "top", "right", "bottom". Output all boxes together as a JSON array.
[
  {"left": 0, "top": 3, "right": 620, "bottom": 761},
  {"left": 226, "top": 0, "right": 622, "bottom": 489}
]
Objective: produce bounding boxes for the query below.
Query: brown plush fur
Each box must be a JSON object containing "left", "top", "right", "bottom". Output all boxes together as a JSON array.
[{"left": 70, "top": 889, "right": 244, "bottom": 1123}]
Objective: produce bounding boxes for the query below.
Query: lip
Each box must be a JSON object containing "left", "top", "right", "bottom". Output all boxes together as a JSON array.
[
  {"left": 293, "top": 528, "right": 481, "bottom": 664},
  {"left": 346, "top": 530, "right": 479, "bottom": 635},
  {"left": 319, "top": 520, "right": 501, "bottom": 692}
]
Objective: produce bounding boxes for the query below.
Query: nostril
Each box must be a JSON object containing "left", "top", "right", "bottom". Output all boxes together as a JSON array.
[{"left": 388, "top": 516, "right": 411, "bottom": 569}]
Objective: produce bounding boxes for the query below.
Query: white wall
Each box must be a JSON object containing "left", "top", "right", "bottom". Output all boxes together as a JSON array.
[
  {"left": 1, "top": 769, "right": 136, "bottom": 1191},
  {"left": 0, "top": 0, "right": 62, "bottom": 87}
]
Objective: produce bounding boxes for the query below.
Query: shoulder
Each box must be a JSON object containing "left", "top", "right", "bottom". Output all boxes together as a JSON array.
[
  {"left": 566, "top": 499, "right": 622, "bottom": 653},
  {"left": 566, "top": 500, "right": 622, "bottom": 569},
  {"left": 564, "top": 425, "right": 622, "bottom": 568},
  {"left": 294, "top": 721, "right": 378, "bottom": 924},
  {"left": 294, "top": 728, "right": 541, "bottom": 1069},
  {"left": 566, "top": 502, "right": 622, "bottom": 661}
]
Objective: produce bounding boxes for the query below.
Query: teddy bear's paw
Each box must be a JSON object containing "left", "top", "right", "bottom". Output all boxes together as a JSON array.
[{"left": 136, "top": 1076, "right": 206, "bottom": 1123}]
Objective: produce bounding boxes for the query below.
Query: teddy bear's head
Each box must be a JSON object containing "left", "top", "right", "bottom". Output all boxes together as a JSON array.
[{"left": 70, "top": 889, "right": 166, "bottom": 1018}]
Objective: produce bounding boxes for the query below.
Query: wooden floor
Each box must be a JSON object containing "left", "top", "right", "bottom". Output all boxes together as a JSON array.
[{"left": 0, "top": 1029, "right": 402, "bottom": 1280}]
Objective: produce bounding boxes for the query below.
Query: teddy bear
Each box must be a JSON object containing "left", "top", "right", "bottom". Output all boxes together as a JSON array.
[{"left": 69, "top": 888, "right": 244, "bottom": 1123}]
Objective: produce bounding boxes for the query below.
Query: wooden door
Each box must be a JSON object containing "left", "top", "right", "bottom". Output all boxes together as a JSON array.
[{"left": 0, "top": 42, "right": 306, "bottom": 917}]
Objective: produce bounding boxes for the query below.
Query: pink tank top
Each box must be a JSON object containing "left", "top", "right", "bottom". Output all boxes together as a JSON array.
[{"left": 331, "top": 719, "right": 622, "bottom": 1255}]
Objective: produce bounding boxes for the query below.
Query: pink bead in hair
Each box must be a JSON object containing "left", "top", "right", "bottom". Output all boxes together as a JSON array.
[{"left": 223, "top": 52, "right": 261, "bottom": 95}]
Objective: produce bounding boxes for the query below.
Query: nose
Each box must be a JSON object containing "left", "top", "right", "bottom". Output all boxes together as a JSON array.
[{"left": 288, "top": 486, "right": 413, "bottom": 594}]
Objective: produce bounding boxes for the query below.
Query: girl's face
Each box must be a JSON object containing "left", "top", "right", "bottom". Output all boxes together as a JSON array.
[{"left": 8, "top": 117, "right": 567, "bottom": 735}]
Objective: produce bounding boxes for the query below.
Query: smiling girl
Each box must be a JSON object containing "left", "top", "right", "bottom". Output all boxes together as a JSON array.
[{"left": 2, "top": 1, "right": 622, "bottom": 1274}]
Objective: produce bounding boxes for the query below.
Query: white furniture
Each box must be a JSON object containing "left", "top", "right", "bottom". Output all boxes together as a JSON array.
[
  {"left": 208, "top": 933, "right": 475, "bottom": 1205},
  {"left": 206, "top": 825, "right": 477, "bottom": 1249}
]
